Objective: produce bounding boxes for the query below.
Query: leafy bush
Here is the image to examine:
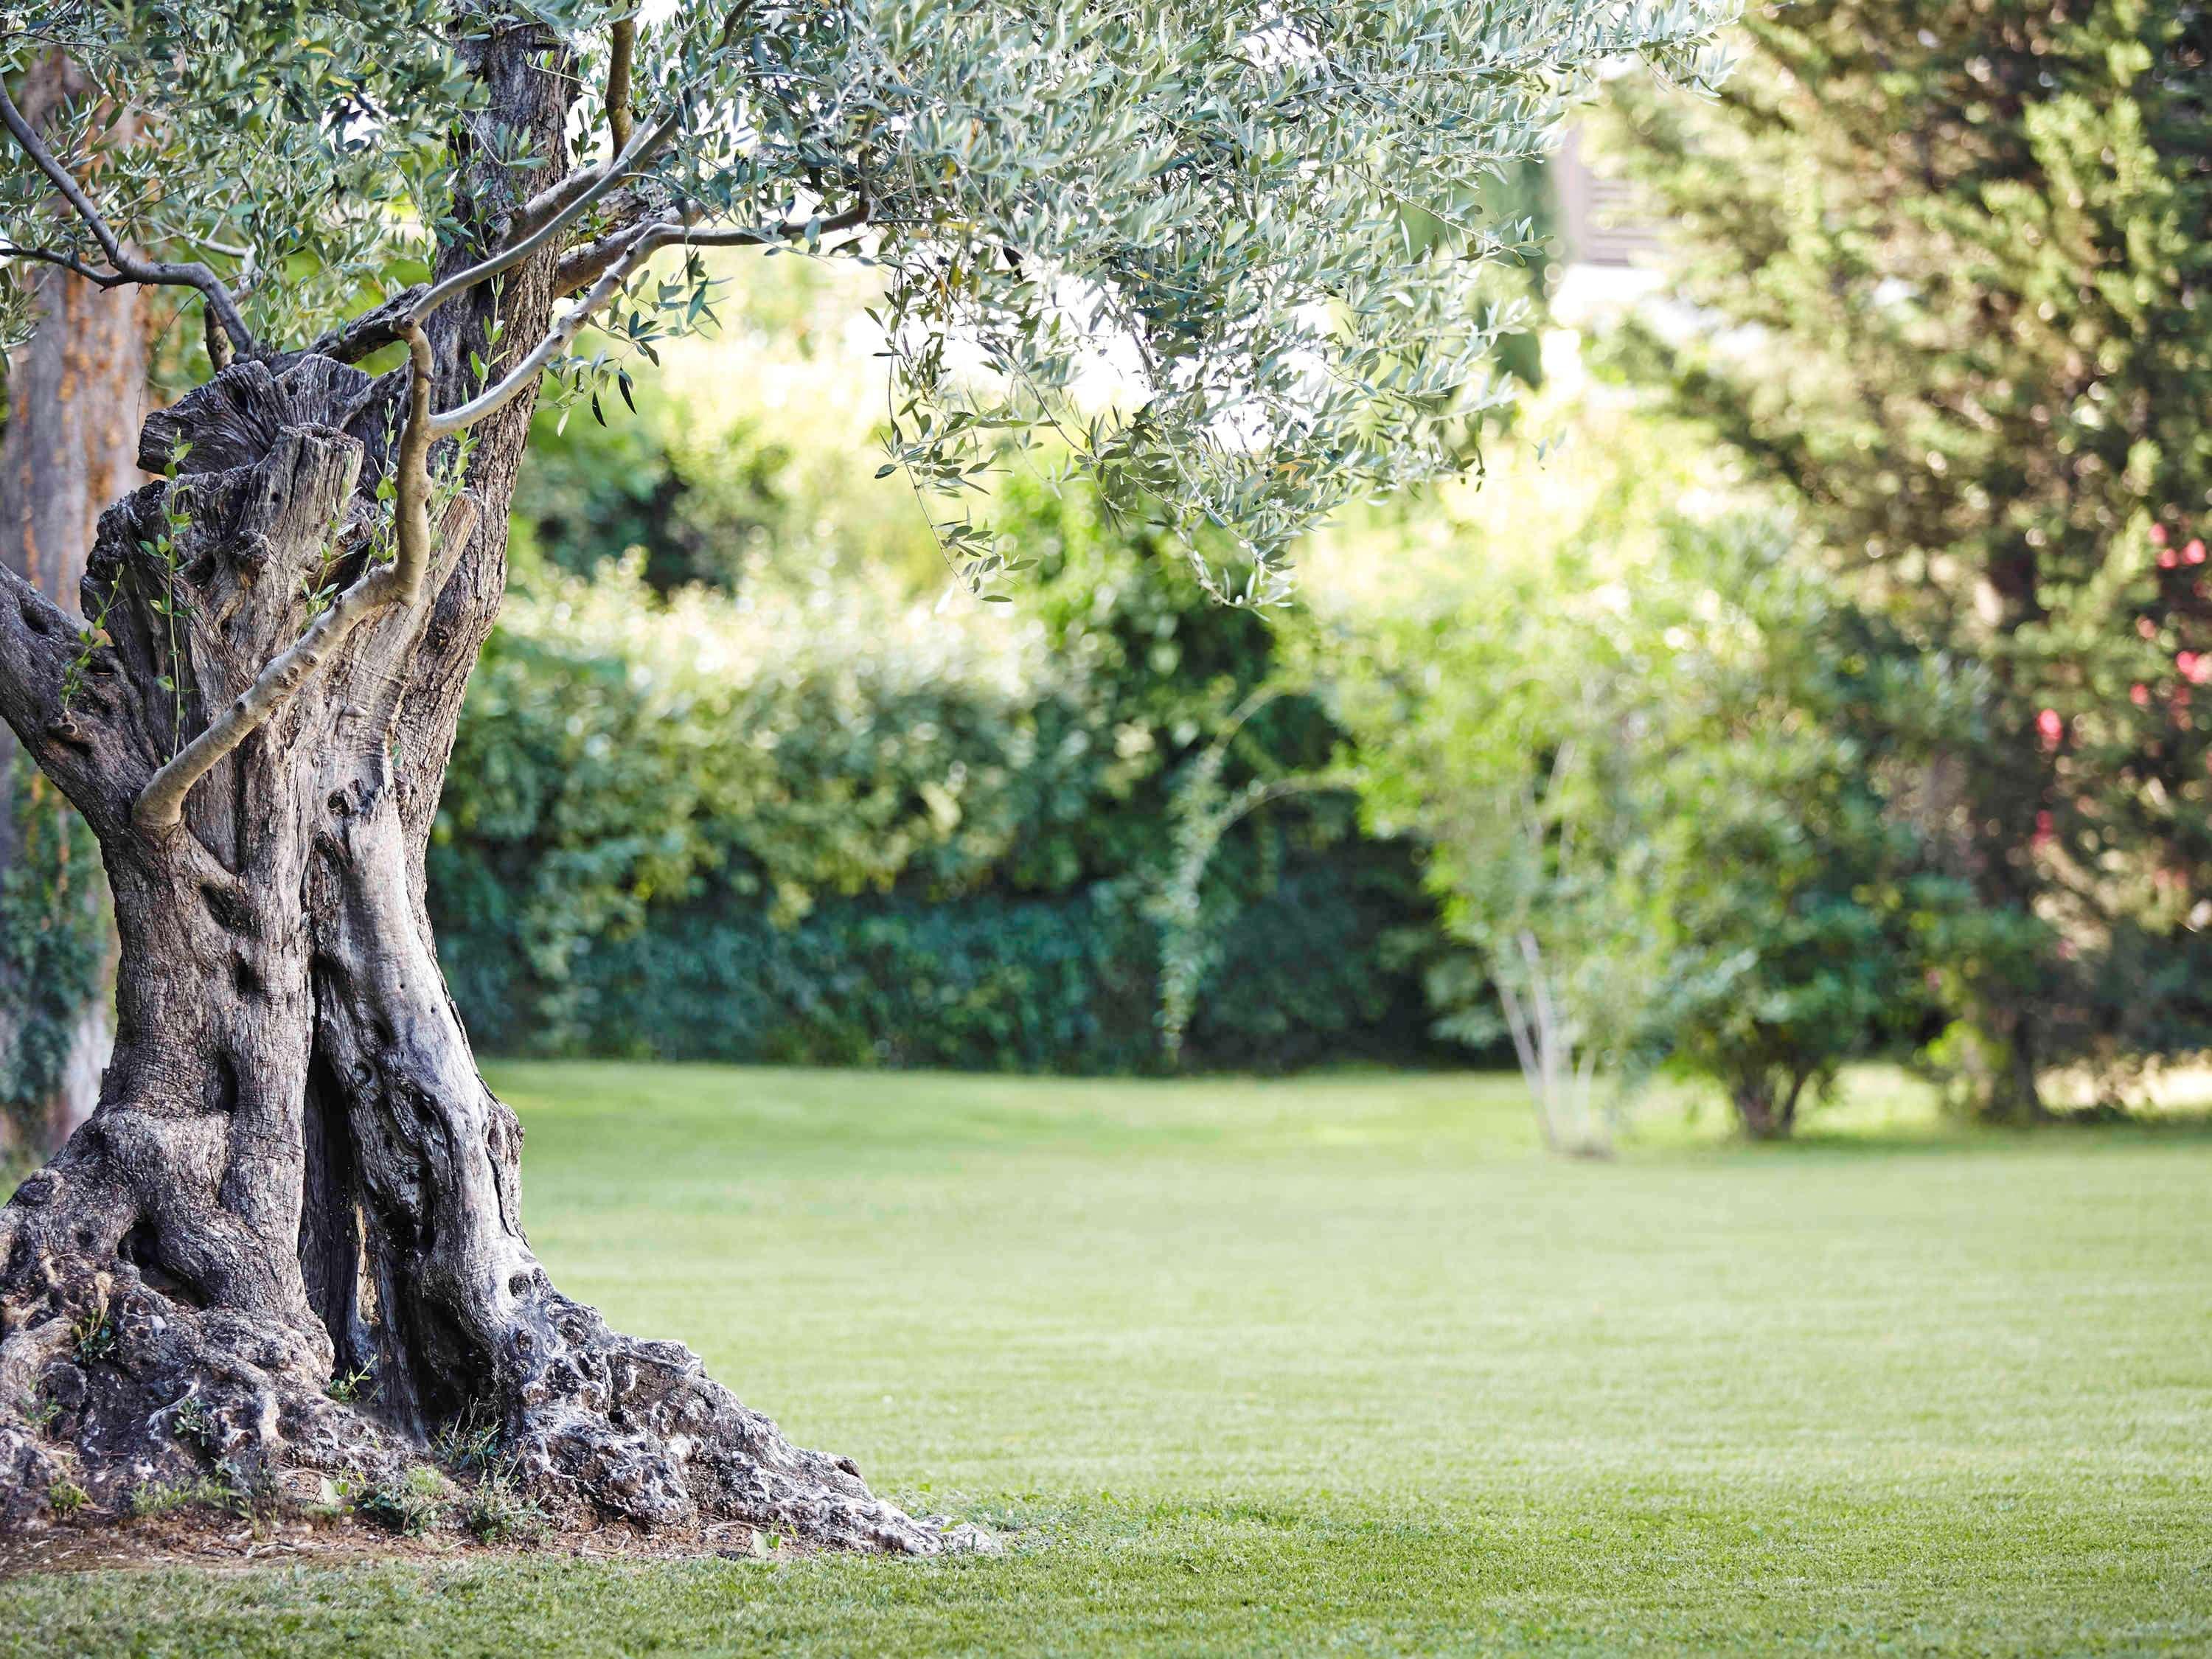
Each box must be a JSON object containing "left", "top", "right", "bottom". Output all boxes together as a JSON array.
[
  {"left": 481, "top": 850, "right": 1443, "bottom": 1075},
  {"left": 1343, "top": 507, "right": 2028, "bottom": 1138},
  {"left": 433, "top": 500, "right": 1447, "bottom": 1074}
]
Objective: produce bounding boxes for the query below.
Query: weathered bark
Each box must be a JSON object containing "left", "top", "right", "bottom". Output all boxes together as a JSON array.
[
  {"left": 0, "top": 53, "right": 142, "bottom": 1150},
  {"left": 0, "top": 344, "right": 956, "bottom": 1554},
  {"left": 0, "top": 30, "right": 964, "bottom": 1557}
]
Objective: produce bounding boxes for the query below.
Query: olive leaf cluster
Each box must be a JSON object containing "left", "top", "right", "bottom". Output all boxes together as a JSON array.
[{"left": 4, "top": 0, "right": 1732, "bottom": 597}]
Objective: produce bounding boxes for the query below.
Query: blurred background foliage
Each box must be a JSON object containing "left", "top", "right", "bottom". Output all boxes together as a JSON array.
[
  {"left": 426, "top": 0, "right": 2212, "bottom": 1131},
  {"left": 434, "top": 263, "right": 1451, "bottom": 1072},
  {"left": 7, "top": 2, "right": 2194, "bottom": 1141}
]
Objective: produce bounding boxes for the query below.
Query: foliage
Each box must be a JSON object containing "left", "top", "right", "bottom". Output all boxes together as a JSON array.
[
  {"left": 1343, "top": 501, "right": 2028, "bottom": 1140},
  {"left": 0, "top": 762, "right": 105, "bottom": 1146},
  {"left": 498, "top": 855, "right": 1439, "bottom": 1074},
  {"left": 510, "top": 258, "right": 945, "bottom": 594},
  {"left": 20, "top": 1390, "right": 58, "bottom": 1436},
  {"left": 4, "top": 0, "right": 1730, "bottom": 600},
  {"left": 431, "top": 523, "right": 1445, "bottom": 1071},
  {"left": 1601, "top": 0, "right": 2212, "bottom": 1111},
  {"left": 126, "top": 1478, "right": 235, "bottom": 1520},
  {"left": 431, "top": 557, "right": 1091, "bottom": 1038},
  {"left": 1144, "top": 689, "right": 1358, "bottom": 1064},
  {"left": 460, "top": 1473, "right": 549, "bottom": 1546},
  {"left": 44, "top": 1478, "right": 87, "bottom": 1516},
  {"left": 1624, "top": 521, "right": 2041, "bottom": 1135},
  {"left": 3, "top": 0, "right": 1740, "bottom": 1099},
  {"left": 1341, "top": 535, "right": 1658, "bottom": 1151},
  {"left": 169, "top": 1397, "right": 218, "bottom": 1456},
  {"left": 354, "top": 1467, "right": 451, "bottom": 1538}
]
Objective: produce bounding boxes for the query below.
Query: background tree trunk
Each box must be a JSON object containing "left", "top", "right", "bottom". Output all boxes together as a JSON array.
[{"left": 0, "top": 53, "right": 144, "bottom": 1153}]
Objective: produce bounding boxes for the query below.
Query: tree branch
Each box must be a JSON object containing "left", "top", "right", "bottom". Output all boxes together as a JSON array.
[
  {"left": 607, "top": 15, "right": 636, "bottom": 155},
  {"left": 0, "top": 560, "right": 139, "bottom": 831},
  {"left": 501, "top": 0, "right": 761, "bottom": 254},
  {"left": 428, "top": 229, "right": 668, "bottom": 436},
  {"left": 445, "top": 195, "right": 869, "bottom": 431},
  {"left": 0, "top": 77, "right": 260, "bottom": 358},
  {"left": 553, "top": 195, "right": 870, "bottom": 296},
  {"left": 0, "top": 243, "right": 128, "bottom": 286},
  {"left": 299, "top": 285, "right": 429, "bottom": 366},
  {"left": 132, "top": 327, "right": 442, "bottom": 834},
  {"left": 308, "top": 1, "right": 762, "bottom": 360},
  {"left": 412, "top": 101, "right": 686, "bottom": 327}
]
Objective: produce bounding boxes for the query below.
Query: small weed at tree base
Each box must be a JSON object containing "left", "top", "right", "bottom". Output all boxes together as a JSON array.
[
  {"left": 459, "top": 1474, "right": 549, "bottom": 1546},
  {"left": 46, "top": 1479, "right": 89, "bottom": 1517},
  {"left": 71, "top": 1302, "right": 115, "bottom": 1364},
  {"left": 355, "top": 1467, "right": 451, "bottom": 1537}
]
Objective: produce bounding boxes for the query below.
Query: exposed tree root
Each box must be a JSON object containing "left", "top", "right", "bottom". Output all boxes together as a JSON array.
[{"left": 0, "top": 1237, "right": 981, "bottom": 1554}]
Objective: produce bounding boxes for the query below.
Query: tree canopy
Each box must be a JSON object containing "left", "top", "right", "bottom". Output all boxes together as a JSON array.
[
  {"left": 4, "top": 0, "right": 1731, "bottom": 608},
  {"left": 1603, "top": 0, "right": 2212, "bottom": 1107}
]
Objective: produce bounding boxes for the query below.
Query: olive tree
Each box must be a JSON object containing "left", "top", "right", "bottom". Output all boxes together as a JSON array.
[{"left": 0, "top": 0, "right": 1725, "bottom": 1545}]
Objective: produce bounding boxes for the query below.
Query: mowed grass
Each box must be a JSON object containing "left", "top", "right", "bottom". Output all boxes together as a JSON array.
[{"left": 6, "top": 1064, "right": 2211, "bottom": 1656}]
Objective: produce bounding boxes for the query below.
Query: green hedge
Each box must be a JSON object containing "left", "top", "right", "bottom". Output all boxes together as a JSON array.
[
  {"left": 428, "top": 506, "right": 1452, "bottom": 1074},
  {"left": 442, "top": 850, "right": 1446, "bottom": 1074}
]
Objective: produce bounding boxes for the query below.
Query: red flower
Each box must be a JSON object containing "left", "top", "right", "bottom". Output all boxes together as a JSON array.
[
  {"left": 2160, "top": 549, "right": 2180, "bottom": 569},
  {"left": 2037, "top": 708, "right": 2065, "bottom": 748},
  {"left": 2140, "top": 617, "right": 2160, "bottom": 640},
  {"left": 2032, "top": 810, "right": 2055, "bottom": 851},
  {"left": 2152, "top": 524, "right": 2171, "bottom": 547},
  {"left": 2185, "top": 652, "right": 2212, "bottom": 686},
  {"left": 2132, "top": 683, "right": 2152, "bottom": 706},
  {"left": 2189, "top": 540, "right": 2208, "bottom": 566}
]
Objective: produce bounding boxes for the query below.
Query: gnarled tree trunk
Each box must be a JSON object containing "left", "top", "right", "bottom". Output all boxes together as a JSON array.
[
  {"left": 0, "top": 342, "right": 949, "bottom": 1556},
  {"left": 0, "top": 34, "right": 958, "bottom": 1556}
]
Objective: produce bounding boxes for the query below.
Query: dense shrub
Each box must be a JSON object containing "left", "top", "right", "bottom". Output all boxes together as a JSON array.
[
  {"left": 453, "top": 852, "right": 1438, "bottom": 1074},
  {"left": 430, "top": 527, "right": 1449, "bottom": 1074},
  {"left": 1340, "top": 504, "right": 2029, "bottom": 1139},
  {"left": 1601, "top": 1, "right": 2212, "bottom": 1113}
]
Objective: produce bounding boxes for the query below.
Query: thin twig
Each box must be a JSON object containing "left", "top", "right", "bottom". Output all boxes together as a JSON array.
[
  {"left": 411, "top": 102, "right": 686, "bottom": 327},
  {"left": 0, "top": 78, "right": 259, "bottom": 357},
  {"left": 553, "top": 192, "right": 869, "bottom": 296}
]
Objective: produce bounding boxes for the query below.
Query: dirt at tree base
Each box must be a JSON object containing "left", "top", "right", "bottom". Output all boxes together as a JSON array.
[{"left": 0, "top": 1503, "right": 905, "bottom": 1579}]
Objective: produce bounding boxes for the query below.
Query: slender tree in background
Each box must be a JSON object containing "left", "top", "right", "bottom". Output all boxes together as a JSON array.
[
  {"left": 0, "top": 1, "right": 1728, "bottom": 1544},
  {"left": 0, "top": 52, "right": 142, "bottom": 1152},
  {"left": 1604, "top": 1, "right": 2212, "bottom": 1116}
]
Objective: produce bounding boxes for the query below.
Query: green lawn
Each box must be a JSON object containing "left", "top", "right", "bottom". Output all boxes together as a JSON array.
[{"left": 7, "top": 1065, "right": 2211, "bottom": 1656}]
